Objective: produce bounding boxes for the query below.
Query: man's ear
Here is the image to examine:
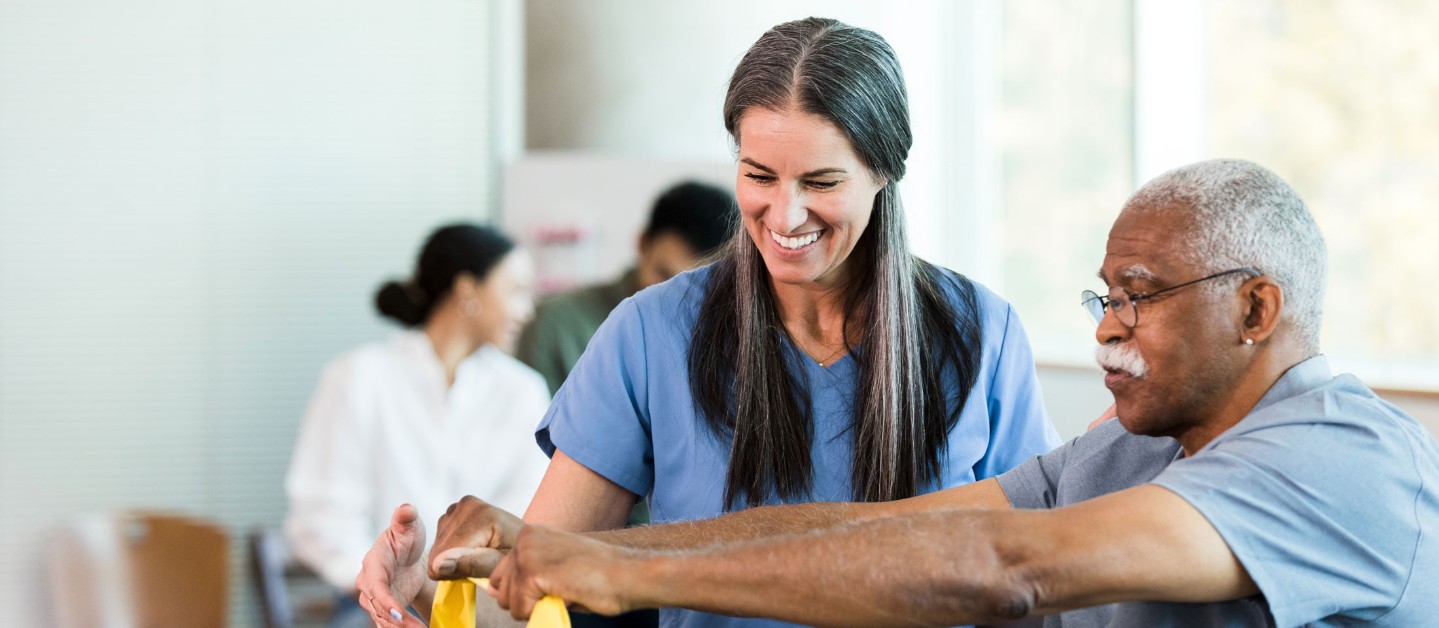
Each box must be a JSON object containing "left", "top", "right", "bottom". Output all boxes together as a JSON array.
[{"left": 1240, "top": 275, "right": 1284, "bottom": 344}]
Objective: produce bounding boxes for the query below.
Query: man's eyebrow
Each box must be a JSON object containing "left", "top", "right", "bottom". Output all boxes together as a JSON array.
[
  {"left": 739, "top": 158, "right": 848, "bottom": 179},
  {"left": 1098, "top": 265, "right": 1158, "bottom": 286},
  {"left": 1121, "top": 265, "right": 1158, "bottom": 282}
]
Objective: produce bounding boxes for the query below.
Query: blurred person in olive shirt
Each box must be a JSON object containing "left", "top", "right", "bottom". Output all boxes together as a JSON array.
[{"left": 517, "top": 181, "right": 736, "bottom": 395}]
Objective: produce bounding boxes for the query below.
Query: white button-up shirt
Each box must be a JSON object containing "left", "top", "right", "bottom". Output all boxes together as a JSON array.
[{"left": 284, "top": 331, "right": 551, "bottom": 589}]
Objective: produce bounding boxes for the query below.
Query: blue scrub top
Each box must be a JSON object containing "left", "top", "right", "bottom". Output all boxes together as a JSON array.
[{"left": 537, "top": 264, "right": 1059, "bottom": 628}]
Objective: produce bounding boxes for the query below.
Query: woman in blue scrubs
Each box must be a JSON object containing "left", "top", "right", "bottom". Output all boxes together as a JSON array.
[{"left": 357, "top": 17, "right": 1059, "bottom": 628}]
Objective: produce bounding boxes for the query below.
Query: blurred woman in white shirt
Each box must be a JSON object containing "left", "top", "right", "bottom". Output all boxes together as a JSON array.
[{"left": 284, "top": 223, "right": 551, "bottom": 628}]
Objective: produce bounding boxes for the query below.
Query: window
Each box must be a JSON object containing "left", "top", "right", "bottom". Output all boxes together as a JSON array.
[
  {"left": 997, "top": 0, "right": 1135, "bottom": 363},
  {"left": 996, "top": 0, "right": 1439, "bottom": 387},
  {"left": 1206, "top": 0, "right": 1439, "bottom": 387}
]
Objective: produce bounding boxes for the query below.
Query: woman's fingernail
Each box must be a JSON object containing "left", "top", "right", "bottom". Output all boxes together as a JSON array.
[{"left": 390, "top": 608, "right": 403, "bottom": 621}]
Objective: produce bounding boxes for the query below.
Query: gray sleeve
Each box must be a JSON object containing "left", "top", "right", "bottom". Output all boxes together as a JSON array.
[
  {"left": 996, "top": 434, "right": 1076, "bottom": 509},
  {"left": 995, "top": 419, "right": 1148, "bottom": 510}
]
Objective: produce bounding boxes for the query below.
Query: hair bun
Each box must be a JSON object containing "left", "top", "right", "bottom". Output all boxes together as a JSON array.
[{"left": 374, "top": 279, "right": 429, "bottom": 327}]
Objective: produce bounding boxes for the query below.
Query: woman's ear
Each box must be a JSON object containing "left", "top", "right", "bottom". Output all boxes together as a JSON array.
[
  {"left": 451, "top": 272, "right": 481, "bottom": 298},
  {"left": 450, "top": 272, "right": 485, "bottom": 317}
]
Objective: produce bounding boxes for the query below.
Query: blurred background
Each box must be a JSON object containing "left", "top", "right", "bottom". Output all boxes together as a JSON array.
[{"left": 1, "top": 0, "right": 1435, "bottom": 625}]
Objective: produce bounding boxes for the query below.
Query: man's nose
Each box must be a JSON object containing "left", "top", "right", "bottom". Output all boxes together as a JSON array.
[{"left": 1095, "top": 306, "right": 1129, "bottom": 346}]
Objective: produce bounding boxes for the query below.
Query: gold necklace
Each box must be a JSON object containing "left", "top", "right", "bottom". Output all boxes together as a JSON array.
[
  {"left": 797, "top": 336, "right": 849, "bottom": 368},
  {"left": 815, "top": 346, "right": 848, "bottom": 367}
]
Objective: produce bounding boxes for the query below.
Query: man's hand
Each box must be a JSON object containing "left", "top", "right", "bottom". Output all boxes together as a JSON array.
[
  {"left": 488, "top": 525, "right": 643, "bottom": 620},
  {"left": 355, "top": 504, "right": 430, "bottom": 627},
  {"left": 429, "top": 495, "right": 525, "bottom": 580}
]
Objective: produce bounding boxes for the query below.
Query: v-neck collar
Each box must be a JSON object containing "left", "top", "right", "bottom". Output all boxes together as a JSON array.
[{"left": 780, "top": 336, "right": 857, "bottom": 376}]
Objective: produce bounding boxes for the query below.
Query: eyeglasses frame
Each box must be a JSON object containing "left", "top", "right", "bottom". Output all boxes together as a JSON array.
[{"left": 1081, "top": 266, "right": 1263, "bottom": 328}]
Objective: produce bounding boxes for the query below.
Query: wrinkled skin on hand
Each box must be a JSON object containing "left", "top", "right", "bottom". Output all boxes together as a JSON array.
[
  {"left": 355, "top": 504, "right": 429, "bottom": 627},
  {"left": 429, "top": 494, "right": 526, "bottom": 580},
  {"left": 489, "top": 525, "right": 642, "bottom": 620}
]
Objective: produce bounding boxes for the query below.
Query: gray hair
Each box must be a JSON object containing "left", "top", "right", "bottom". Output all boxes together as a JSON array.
[{"left": 1125, "top": 159, "right": 1327, "bottom": 350}]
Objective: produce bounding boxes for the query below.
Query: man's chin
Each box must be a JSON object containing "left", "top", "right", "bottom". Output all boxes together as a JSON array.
[
  {"left": 1115, "top": 406, "right": 1181, "bottom": 439},
  {"left": 1115, "top": 413, "right": 1143, "bottom": 435},
  {"left": 1112, "top": 399, "right": 1147, "bottom": 434}
]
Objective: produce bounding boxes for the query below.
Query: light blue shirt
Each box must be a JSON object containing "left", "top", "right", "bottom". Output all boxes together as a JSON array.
[
  {"left": 1156, "top": 356, "right": 1439, "bottom": 627},
  {"left": 999, "top": 356, "right": 1439, "bottom": 627},
  {"left": 538, "top": 264, "right": 1060, "bottom": 628}
]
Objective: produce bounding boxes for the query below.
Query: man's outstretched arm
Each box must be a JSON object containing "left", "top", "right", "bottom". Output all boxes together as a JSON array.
[
  {"left": 590, "top": 477, "right": 1011, "bottom": 551},
  {"left": 488, "top": 484, "right": 1255, "bottom": 626}
]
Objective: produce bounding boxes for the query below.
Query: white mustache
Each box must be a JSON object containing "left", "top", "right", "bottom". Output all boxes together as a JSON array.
[{"left": 1096, "top": 343, "right": 1148, "bottom": 378}]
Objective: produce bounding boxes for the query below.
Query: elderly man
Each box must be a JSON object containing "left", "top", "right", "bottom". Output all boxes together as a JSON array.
[{"left": 363, "top": 159, "right": 1438, "bottom": 627}]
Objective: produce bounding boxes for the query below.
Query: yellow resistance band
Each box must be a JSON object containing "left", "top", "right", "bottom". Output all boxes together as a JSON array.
[{"left": 431, "top": 577, "right": 570, "bottom": 628}]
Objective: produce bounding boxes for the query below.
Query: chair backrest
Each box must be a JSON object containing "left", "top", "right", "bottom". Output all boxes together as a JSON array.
[
  {"left": 247, "top": 526, "right": 334, "bottom": 628},
  {"left": 47, "top": 512, "right": 229, "bottom": 628},
  {"left": 248, "top": 528, "right": 294, "bottom": 628}
]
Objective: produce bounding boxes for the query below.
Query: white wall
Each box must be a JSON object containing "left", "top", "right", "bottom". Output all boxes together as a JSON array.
[{"left": 0, "top": 2, "right": 505, "bottom": 625}]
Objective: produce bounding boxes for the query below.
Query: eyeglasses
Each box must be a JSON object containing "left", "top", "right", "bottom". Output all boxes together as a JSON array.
[{"left": 1081, "top": 267, "right": 1261, "bottom": 328}]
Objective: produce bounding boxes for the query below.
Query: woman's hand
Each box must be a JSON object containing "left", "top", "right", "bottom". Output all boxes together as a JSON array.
[
  {"left": 428, "top": 495, "right": 526, "bottom": 579},
  {"left": 488, "top": 525, "right": 643, "bottom": 620},
  {"left": 355, "top": 504, "right": 432, "bottom": 627}
]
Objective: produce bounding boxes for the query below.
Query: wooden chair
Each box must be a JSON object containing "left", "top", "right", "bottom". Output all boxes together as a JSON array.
[
  {"left": 47, "top": 511, "right": 229, "bottom": 628},
  {"left": 248, "top": 527, "right": 334, "bottom": 628}
]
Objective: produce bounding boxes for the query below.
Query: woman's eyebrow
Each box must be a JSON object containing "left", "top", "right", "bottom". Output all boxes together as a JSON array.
[
  {"left": 739, "top": 157, "right": 774, "bottom": 173},
  {"left": 738, "top": 158, "right": 847, "bottom": 179}
]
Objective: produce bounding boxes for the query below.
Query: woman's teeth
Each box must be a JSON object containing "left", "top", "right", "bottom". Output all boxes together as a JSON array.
[{"left": 771, "top": 229, "right": 821, "bottom": 250}]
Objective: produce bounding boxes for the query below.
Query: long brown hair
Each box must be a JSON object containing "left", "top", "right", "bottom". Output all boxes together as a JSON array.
[{"left": 689, "top": 18, "right": 982, "bottom": 509}]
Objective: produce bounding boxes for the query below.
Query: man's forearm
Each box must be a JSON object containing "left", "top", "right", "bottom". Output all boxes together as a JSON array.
[
  {"left": 591, "top": 501, "right": 870, "bottom": 550},
  {"left": 590, "top": 478, "right": 1011, "bottom": 551},
  {"left": 589, "top": 478, "right": 1007, "bottom": 553},
  {"left": 622, "top": 510, "right": 1036, "bottom": 627}
]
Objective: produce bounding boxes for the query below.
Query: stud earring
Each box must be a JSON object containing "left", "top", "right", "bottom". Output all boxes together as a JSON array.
[{"left": 1243, "top": 338, "right": 1254, "bottom": 346}]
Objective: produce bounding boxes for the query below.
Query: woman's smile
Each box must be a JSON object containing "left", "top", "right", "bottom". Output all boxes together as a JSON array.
[{"left": 768, "top": 228, "right": 825, "bottom": 252}]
